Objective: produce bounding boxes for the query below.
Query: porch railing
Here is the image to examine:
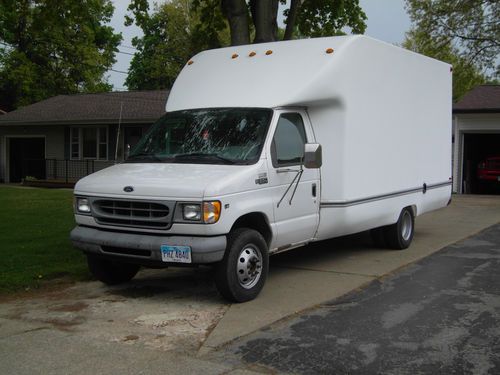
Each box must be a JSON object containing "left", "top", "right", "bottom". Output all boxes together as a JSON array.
[{"left": 22, "top": 159, "right": 116, "bottom": 183}]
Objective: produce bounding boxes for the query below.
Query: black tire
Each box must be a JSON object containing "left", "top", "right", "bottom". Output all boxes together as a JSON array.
[
  {"left": 214, "top": 228, "right": 269, "bottom": 303},
  {"left": 370, "top": 227, "right": 387, "bottom": 248},
  {"left": 384, "top": 207, "right": 415, "bottom": 250},
  {"left": 87, "top": 255, "right": 140, "bottom": 285}
]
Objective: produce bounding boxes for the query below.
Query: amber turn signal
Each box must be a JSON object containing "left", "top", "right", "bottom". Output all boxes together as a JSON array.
[{"left": 203, "top": 201, "right": 221, "bottom": 224}]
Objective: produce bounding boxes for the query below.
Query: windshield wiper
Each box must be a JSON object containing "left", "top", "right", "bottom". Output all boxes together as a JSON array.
[
  {"left": 174, "top": 153, "right": 236, "bottom": 164},
  {"left": 126, "top": 153, "right": 162, "bottom": 162}
]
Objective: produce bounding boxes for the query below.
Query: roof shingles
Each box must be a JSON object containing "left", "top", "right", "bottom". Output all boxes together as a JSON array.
[
  {"left": 0, "top": 90, "right": 169, "bottom": 125},
  {"left": 453, "top": 85, "right": 500, "bottom": 113}
]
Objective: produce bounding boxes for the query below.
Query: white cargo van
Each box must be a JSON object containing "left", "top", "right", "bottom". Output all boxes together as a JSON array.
[{"left": 71, "top": 36, "right": 452, "bottom": 302}]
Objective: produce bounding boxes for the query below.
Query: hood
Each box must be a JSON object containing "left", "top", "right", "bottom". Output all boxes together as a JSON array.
[{"left": 74, "top": 162, "right": 263, "bottom": 199}]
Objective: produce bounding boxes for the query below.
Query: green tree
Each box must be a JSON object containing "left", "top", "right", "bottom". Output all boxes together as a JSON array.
[
  {"left": 125, "top": 0, "right": 229, "bottom": 90},
  {"left": 125, "top": 0, "right": 366, "bottom": 90},
  {"left": 199, "top": 0, "right": 367, "bottom": 46},
  {"left": 0, "top": 0, "right": 121, "bottom": 111},
  {"left": 403, "top": 29, "right": 486, "bottom": 101},
  {"left": 405, "top": 0, "right": 499, "bottom": 78}
]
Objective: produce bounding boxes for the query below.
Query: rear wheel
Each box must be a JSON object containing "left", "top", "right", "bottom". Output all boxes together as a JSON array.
[
  {"left": 215, "top": 228, "right": 269, "bottom": 302},
  {"left": 87, "top": 255, "right": 140, "bottom": 285},
  {"left": 384, "top": 207, "right": 415, "bottom": 250}
]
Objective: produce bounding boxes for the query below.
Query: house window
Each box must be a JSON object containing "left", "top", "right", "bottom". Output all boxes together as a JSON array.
[
  {"left": 71, "top": 128, "right": 80, "bottom": 159},
  {"left": 70, "top": 127, "right": 108, "bottom": 160}
]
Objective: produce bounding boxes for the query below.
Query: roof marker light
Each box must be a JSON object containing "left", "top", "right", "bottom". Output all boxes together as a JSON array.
[
  {"left": 326, "top": 48, "right": 334, "bottom": 54},
  {"left": 232, "top": 53, "right": 239, "bottom": 59},
  {"left": 249, "top": 51, "right": 256, "bottom": 57},
  {"left": 187, "top": 60, "right": 194, "bottom": 65},
  {"left": 265, "top": 50, "right": 273, "bottom": 55}
]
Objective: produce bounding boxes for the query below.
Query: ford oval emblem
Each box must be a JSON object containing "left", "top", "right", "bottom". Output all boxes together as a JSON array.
[{"left": 123, "top": 186, "right": 134, "bottom": 193}]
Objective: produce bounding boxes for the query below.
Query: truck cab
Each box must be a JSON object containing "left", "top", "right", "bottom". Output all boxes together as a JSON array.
[{"left": 71, "top": 106, "right": 322, "bottom": 302}]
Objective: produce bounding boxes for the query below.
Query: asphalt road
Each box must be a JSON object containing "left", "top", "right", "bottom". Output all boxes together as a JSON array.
[{"left": 217, "top": 224, "right": 500, "bottom": 374}]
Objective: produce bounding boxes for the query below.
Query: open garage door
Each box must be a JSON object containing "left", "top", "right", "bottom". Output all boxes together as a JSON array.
[
  {"left": 8, "top": 137, "right": 46, "bottom": 183},
  {"left": 462, "top": 134, "right": 500, "bottom": 194}
]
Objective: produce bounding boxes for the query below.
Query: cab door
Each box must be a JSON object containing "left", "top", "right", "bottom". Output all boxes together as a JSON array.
[{"left": 267, "top": 110, "right": 320, "bottom": 249}]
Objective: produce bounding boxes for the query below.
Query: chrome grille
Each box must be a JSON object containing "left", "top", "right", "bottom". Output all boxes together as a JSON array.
[{"left": 90, "top": 198, "right": 173, "bottom": 229}]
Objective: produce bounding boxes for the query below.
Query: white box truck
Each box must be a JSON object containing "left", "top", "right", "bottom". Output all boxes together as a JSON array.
[{"left": 71, "top": 35, "right": 452, "bottom": 302}]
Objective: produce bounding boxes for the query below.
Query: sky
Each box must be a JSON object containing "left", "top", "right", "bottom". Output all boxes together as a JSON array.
[{"left": 108, "top": 0, "right": 411, "bottom": 90}]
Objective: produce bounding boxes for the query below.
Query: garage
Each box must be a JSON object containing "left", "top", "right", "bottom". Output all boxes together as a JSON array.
[
  {"left": 452, "top": 85, "right": 500, "bottom": 194},
  {"left": 8, "top": 137, "right": 46, "bottom": 183}
]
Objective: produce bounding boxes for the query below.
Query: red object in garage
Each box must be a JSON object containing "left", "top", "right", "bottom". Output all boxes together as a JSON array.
[{"left": 477, "top": 156, "right": 500, "bottom": 181}]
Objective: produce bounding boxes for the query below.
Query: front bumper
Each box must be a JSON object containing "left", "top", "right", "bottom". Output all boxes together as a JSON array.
[{"left": 70, "top": 226, "right": 227, "bottom": 265}]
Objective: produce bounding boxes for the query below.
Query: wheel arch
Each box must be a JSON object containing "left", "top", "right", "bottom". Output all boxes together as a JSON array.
[{"left": 230, "top": 212, "right": 273, "bottom": 247}]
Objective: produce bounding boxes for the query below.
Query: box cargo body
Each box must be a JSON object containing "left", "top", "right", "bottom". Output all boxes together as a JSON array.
[
  {"left": 167, "top": 35, "right": 452, "bottom": 243},
  {"left": 71, "top": 35, "right": 452, "bottom": 302}
]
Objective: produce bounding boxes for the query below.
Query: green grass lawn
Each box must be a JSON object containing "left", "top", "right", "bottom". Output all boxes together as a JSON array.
[{"left": 0, "top": 186, "right": 89, "bottom": 293}]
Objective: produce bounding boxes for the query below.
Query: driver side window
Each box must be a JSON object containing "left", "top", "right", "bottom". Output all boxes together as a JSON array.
[{"left": 271, "top": 113, "right": 307, "bottom": 167}]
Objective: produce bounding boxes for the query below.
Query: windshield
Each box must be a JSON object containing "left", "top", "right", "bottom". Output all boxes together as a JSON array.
[{"left": 127, "top": 108, "right": 273, "bottom": 165}]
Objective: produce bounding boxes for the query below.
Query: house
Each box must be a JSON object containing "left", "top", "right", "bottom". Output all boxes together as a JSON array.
[
  {"left": 0, "top": 90, "right": 169, "bottom": 184},
  {"left": 452, "top": 85, "right": 500, "bottom": 194}
]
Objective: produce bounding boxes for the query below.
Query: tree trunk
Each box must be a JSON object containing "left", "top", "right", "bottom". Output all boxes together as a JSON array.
[
  {"left": 283, "top": 0, "right": 301, "bottom": 40},
  {"left": 250, "top": 0, "right": 279, "bottom": 44},
  {"left": 221, "top": 0, "right": 250, "bottom": 46},
  {"left": 16, "top": 0, "right": 31, "bottom": 52}
]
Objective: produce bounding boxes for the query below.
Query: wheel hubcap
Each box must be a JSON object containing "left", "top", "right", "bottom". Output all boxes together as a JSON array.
[
  {"left": 401, "top": 211, "right": 413, "bottom": 241},
  {"left": 236, "top": 245, "right": 263, "bottom": 289}
]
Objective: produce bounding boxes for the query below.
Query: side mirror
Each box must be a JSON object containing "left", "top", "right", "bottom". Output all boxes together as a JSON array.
[{"left": 304, "top": 143, "right": 322, "bottom": 169}]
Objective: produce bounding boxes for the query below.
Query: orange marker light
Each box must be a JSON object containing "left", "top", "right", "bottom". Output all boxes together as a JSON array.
[
  {"left": 249, "top": 51, "right": 256, "bottom": 57},
  {"left": 203, "top": 201, "right": 221, "bottom": 224},
  {"left": 232, "top": 53, "right": 239, "bottom": 59},
  {"left": 326, "top": 48, "right": 334, "bottom": 54},
  {"left": 265, "top": 50, "right": 273, "bottom": 55},
  {"left": 187, "top": 60, "right": 194, "bottom": 65}
]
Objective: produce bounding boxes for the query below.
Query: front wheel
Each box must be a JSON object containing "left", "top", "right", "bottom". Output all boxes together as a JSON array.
[
  {"left": 384, "top": 207, "right": 415, "bottom": 250},
  {"left": 87, "top": 255, "right": 140, "bottom": 285},
  {"left": 214, "top": 228, "right": 269, "bottom": 302}
]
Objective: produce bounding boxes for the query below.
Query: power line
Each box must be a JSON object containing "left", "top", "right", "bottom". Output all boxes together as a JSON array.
[
  {"left": 117, "top": 50, "right": 135, "bottom": 56},
  {"left": 119, "top": 44, "right": 138, "bottom": 51},
  {"left": 110, "top": 68, "right": 128, "bottom": 74}
]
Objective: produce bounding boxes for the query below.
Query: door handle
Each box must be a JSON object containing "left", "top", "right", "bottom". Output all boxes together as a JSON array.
[{"left": 312, "top": 183, "right": 317, "bottom": 197}]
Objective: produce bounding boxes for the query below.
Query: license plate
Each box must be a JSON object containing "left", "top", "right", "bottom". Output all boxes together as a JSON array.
[{"left": 161, "top": 245, "right": 192, "bottom": 263}]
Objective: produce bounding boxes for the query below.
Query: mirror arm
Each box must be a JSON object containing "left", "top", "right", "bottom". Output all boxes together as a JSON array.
[
  {"left": 277, "top": 156, "right": 304, "bottom": 208},
  {"left": 277, "top": 172, "right": 301, "bottom": 208},
  {"left": 288, "top": 169, "right": 303, "bottom": 205}
]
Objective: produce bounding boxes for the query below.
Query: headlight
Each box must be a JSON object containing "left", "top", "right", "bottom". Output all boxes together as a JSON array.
[
  {"left": 183, "top": 204, "right": 201, "bottom": 221},
  {"left": 203, "top": 201, "right": 221, "bottom": 224},
  {"left": 76, "top": 197, "right": 91, "bottom": 213},
  {"left": 178, "top": 201, "right": 221, "bottom": 223}
]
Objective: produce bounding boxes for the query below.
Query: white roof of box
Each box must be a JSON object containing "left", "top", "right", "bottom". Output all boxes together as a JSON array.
[{"left": 166, "top": 35, "right": 364, "bottom": 111}]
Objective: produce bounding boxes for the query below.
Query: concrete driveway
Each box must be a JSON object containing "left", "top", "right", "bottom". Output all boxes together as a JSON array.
[{"left": 1, "top": 195, "right": 500, "bottom": 374}]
